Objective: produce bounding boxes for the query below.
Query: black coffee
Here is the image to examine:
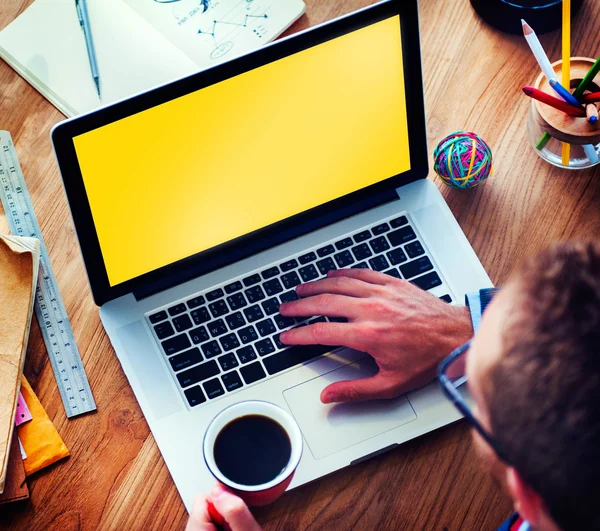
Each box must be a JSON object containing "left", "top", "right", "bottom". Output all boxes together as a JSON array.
[{"left": 213, "top": 414, "right": 291, "bottom": 486}]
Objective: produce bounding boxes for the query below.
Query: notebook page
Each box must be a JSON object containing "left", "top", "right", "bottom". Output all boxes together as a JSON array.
[
  {"left": 124, "top": 0, "right": 305, "bottom": 67},
  {"left": 0, "top": 0, "right": 199, "bottom": 116}
]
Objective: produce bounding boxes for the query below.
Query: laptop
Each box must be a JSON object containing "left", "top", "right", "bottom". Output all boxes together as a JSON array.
[{"left": 52, "top": 0, "right": 491, "bottom": 511}]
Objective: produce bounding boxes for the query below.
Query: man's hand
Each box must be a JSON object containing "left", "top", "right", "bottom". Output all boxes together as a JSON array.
[
  {"left": 279, "top": 269, "right": 472, "bottom": 404},
  {"left": 186, "top": 484, "right": 262, "bottom": 531}
]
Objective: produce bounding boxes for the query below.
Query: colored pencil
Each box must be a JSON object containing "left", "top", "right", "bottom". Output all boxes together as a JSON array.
[
  {"left": 584, "top": 144, "right": 599, "bottom": 164},
  {"left": 521, "top": 20, "right": 556, "bottom": 82},
  {"left": 523, "top": 86, "right": 586, "bottom": 116},
  {"left": 561, "top": 0, "right": 571, "bottom": 166},
  {"left": 586, "top": 104, "right": 599, "bottom": 123},
  {"left": 549, "top": 79, "right": 581, "bottom": 107},
  {"left": 581, "top": 92, "right": 600, "bottom": 104},
  {"left": 573, "top": 57, "right": 600, "bottom": 100}
]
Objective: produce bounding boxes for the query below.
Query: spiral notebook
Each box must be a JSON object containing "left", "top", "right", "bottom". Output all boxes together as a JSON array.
[{"left": 0, "top": 0, "right": 305, "bottom": 117}]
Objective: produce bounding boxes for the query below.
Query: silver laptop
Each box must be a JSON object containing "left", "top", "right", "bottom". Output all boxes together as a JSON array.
[{"left": 52, "top": 0, "right": 491, "bottom": 511}]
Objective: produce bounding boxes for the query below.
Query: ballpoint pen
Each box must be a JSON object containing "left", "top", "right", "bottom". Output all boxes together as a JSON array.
[{"left": 75, "top": 0, "right": 101, "bottom": 98}]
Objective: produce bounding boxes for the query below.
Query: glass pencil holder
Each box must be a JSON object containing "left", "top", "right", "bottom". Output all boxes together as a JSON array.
[{"left": 527, "top": 57, "right": 600, "bottom": 170}]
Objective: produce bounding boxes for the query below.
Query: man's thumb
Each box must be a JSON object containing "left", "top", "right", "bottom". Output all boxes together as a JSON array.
[{"left": 320, "top": 373, "right": 401, "bottom": 404}]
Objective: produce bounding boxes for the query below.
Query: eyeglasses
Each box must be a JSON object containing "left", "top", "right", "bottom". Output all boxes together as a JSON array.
[{"left": 437, "top": 340, "right": 511, "bottom": 464}]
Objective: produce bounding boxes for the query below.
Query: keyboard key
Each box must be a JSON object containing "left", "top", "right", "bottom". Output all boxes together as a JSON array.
[
  {"left": 387, "top": 248, "right": 408, "bottom": 265},
  {"left": 189, "top": 326, "right": 210, "bottom": 344},
  {"left": 280, "top": 290, "right": 299, "bottom": 303},
  {"left": 274, "top": 314, "right": 295, "bottom": 330},
  {"left": 353, "top": 230, "right": 371, "bottom": 243},
  {"left": 405, "top": 241, "right": 425, "bottom": 258},
  {"left": 263, "top": 344, "right": 332, "bottom": 375},
  {"left": 280, "top": 259, "right": 298, "bottom": 272},
  {"left": 299, "top": 264, "right": 319, "bottom": 282},
  {"left": 256, "top": 318, "right": 276, "bottom": 337},
  {"left": 400, "top": 257, "right": 434, "bottom": 280},
  {"left": 308, "top": 316, "right": 327, "bottom": 325},
  {"left": 191, "top": 307, "right": 211, "bottom": 325},
  {"left": 240, "top": 362, "right": 266, "bottom": 384},
  {"left": 177, "top": 359, "right": 220, "bottom": 387},
  {"left": 262, "top": 297, "right": 280, "bottom": 315},
  {"left": 440, "top": 294, "right": 453, "bottom": 303},
  {"left": 218, "top": 353, "right": 239, "bottom": 371},
  {"left": 149, "top": 310, "right": 168, "bottom": 324},
  {"left": 173, "top": 314, "right": 193, "bottom": 333},
  {"left": 169, "top": 347, "right": 203, "bottom": 372},
  {"left": 245, "top": 285, "right": 266, "bottom": 303},
  {"left": 372, "top": 222, "right": 390, "bottom": 235},
  {"left": 162, "top": 334, "right": 191, "bottom": 356},
  {"left": 370, "top": 236, "right": 390, "bottom": 254},
  {"left": 224, "top": 281, "right": 243, "bottom": 294},
  {"left": 298, "top": 252, "right": 316, "bottom": 264},
  {"left": 219, "top": 333, "right": 240, "bottom": 352},
  {"left": 236, "top": 345, "right": 257, "bottom": 364},
  {"left": 383, "top": 268, "right": 402, "bottom": 279},
  {"left": 334, "top": 250, "right": 355, "bottom": 268},
  {"left": 388, "top": 226, "right": 417, "bottom": 247},
  {"left": 255, "top": 338, "right": 276, "bottom": 356},
  {"left": 168, "top": 303, "right": 186, "bottom": 317},
  {"left": 352, "top": 262, "right": 369, "bottom": 269},
  {"left": 328, "top": 316, "right": 348, "bottom": 323},
  {"left": 201, "top": 340, "right": 222, "bottom": 358},
  {"left": 184, "top": 386, "right": 206, "bottom": 407},
  {"left": 226, "top": 312, "right": 246, "bottom": 330},
  {"left": 281, "top": 271, "right": 301, "bottom": 289},
  {"left": 209, "top": 299, "right": 228, "bottom": 318},
  {"left": 227, "top": 293, "right": 247, "bottom": 311},
  {"left": 208, "top": 319, "right": 227, "bottom": 337},
  {"left": 390, "top": 215, "right": 408, "bottom": 228},
  {"left": 335, "top": 237, "right": 353, "bottom": 250},
  {"left": 273, "top": 333, "right": 286, "bottom": 350},
  {"left": 244, "top": 305, "right": 264, "bottom": 322},
  {"left": 203, "top": 378, "right": 225, "bottom": 399},
  {"left": 316, "top": 257, "right": 337, "bottom": 275},
  {"left": 352, "top": 243, "right": 373, "bottom": 261},
  {"left": 261, "top": 266, "right": 280, "bottom": 279},
  {"left": 243, "top": 274, "right": 261, "bottom": 287},
  {"left": 238, "top": 325, "right": 258, "bottom": 344},
  {"left": 411, "top": 271, "right": 442, "bottom": 291},
  {"left": 206, "top": 288, "right": 224, "bottom": 302},
  {"left": 186, "top": 296, "right": 205, "bottom": 309},
  {"left": 154, "top": 321, "right": 174, "bottom": 340},
  {"left": 369, "top": 255, "right": 390, "bottom": 272},
  {"left": 263, "top": 278, "right": 283, "bottom": 296},
  {"left": 317, "top": 245, "right": 335, "bottom": 257},
  {"left": 222, "top": 371, "right": 243, "bottom": 392}
]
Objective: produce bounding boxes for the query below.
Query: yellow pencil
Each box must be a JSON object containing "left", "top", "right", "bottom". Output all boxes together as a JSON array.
[{"left": 562, "top": 0, "right": 571, "bottom": 166}]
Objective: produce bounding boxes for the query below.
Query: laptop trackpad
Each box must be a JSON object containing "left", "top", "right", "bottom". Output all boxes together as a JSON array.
[{"left": 283, "top": 356, "right": 417, "bottom": 460}]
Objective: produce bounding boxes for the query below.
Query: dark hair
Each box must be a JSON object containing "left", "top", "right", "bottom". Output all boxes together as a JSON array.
[{"left": 487, "top": 241, "right": 600, "bottom": 531}]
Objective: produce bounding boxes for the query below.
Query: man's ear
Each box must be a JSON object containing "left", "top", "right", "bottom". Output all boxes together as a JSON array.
[{"left": 505, "top": 467, "right": 543, "bottom": 526}]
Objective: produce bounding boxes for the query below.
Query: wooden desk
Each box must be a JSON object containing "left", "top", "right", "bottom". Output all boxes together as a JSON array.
[{"left": 1, "top": 0, "right": 599, "bottom": 529}]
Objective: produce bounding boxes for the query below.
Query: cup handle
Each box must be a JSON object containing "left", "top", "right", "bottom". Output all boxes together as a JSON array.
[{"left": 207, "top": 501, "right": 232, "bottom": 531}]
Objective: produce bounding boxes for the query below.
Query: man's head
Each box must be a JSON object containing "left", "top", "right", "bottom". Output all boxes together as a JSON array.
[{"left": 467, "top": 241, "right": 600, "bottom": 531}]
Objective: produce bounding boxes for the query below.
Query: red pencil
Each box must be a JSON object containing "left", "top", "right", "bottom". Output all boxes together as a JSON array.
[
  {"left": 581, "top": 91, "right": 600, "bottom": 104},
  {"left": 522, "top": 86, "right": 586, "bottom": 117}
]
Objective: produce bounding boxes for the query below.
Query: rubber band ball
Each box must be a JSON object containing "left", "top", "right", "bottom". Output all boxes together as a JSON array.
[{"left": 433, "top": 132, "right": 493, "bottom": 189}]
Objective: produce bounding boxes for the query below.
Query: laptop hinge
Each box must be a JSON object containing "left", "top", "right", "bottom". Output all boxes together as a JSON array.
[{"left": 133, "top": 188, "right": 400, "bottom": 302}]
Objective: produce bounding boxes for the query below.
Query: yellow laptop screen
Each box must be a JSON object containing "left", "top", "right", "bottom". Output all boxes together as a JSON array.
[{"left": 73, "top": 15, "right": 410, "bottom": 286}]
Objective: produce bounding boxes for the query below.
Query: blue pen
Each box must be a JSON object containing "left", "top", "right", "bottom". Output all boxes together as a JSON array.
[
  {"left": 75, "top": 0, "right": 101, "bottom": 98},
  {"left": 549, "top": 78, "right": 580, "bottom": 107}
]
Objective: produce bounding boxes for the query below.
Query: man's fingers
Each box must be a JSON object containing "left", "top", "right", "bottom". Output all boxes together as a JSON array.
[
  {"left": 280, "top": 293, "right": 363, "bottom": 319},
  {"left": 320, "top": 372, "right": 405, "bottom": 404},
  {"left": 280, "top": 321, "right": 362, "bottom": 349},
  {"left": 327, "top": 268, "right": 392, "bottom": 285},
  {"left": 296, "top": 276, "right": 383, "bottom": 299},
  {"left": 210, "top": 485, "right": 262, "bottom": 531},
  {"left": 186, "top": 494, "right": 216, "bottom": 531}
]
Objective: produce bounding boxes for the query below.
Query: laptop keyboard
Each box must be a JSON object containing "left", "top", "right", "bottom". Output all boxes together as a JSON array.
[{"left": 146, "top": 213, "right": 453, "bottom": 409}]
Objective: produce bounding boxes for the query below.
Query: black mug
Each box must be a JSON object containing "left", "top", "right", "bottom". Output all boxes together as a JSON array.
[{"left": 470, "top": 0, "right": 584, "bottom": 35}]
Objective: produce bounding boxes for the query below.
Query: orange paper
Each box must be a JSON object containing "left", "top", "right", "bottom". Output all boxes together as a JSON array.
[{"left": 17, "top": 376, "right": 69, "bottom": 476}]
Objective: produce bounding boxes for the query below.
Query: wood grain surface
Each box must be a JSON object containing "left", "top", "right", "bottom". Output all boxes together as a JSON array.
[{"left": 1, "top": 0, "right": 599, "bottom": 529}]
